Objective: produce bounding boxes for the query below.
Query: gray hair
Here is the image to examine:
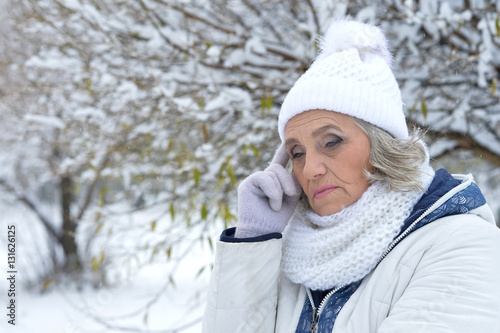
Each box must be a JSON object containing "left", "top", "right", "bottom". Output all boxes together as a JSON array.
[{"left": 352, "top": 117, "right": 428, "bottom": 192}]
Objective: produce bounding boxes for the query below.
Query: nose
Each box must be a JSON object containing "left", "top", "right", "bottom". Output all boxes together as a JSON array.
[{"left": 303, "top": 150, "right": 326, "bottom": 180}]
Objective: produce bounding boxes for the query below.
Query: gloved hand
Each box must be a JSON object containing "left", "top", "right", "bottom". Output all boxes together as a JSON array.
[{"left": 235, "top": 143, "right": 302, "bottom": 238}]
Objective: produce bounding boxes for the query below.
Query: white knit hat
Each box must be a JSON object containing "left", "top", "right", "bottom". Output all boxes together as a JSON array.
[{"left": 278, "top": 19, "right": 408, "bottom": 141}]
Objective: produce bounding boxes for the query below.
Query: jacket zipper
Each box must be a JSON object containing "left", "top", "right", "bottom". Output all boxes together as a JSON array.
[{"left": 306, "top": 286, "right": 344, "bottom": 333}]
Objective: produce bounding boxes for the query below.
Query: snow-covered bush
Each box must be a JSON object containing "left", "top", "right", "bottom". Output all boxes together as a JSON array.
[{"left": 1, "top": 0, "right": 499, "bottom": 287}]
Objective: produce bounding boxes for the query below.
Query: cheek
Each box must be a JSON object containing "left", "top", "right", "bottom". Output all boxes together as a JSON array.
[
  {"left": 350, "top": 145, "right": 371, "bottom": 174},
  {"left": 292, "top": 165, "right": 307, "bottom": 191},
  {"left": 350, "top": 150, "right": 372, "bottom": 193}
]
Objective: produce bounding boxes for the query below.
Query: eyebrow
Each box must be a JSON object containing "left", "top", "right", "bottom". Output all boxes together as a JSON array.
[
  {"left": 312, "top": 124, "right": 342, "bottom": 137},
  {"left": 285, "top": 124, "right": 342, "bottom": 147},
  {"left": 285, "top": 138, "right": 299, "bottom": 146}
]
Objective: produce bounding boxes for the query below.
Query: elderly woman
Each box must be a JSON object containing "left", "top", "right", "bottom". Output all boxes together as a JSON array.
[{"left": 202, "top": 20, "right": 500, "bottom": 332}]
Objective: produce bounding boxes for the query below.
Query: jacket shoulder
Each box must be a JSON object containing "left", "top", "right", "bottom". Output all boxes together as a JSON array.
[{"left": 334, "top": 212, "right": 500, "bottom": 333}]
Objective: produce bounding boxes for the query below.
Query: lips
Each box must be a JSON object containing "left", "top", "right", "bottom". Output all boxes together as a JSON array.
[{"left": 313, "top": 185, "right": 338, "bottom": 199}]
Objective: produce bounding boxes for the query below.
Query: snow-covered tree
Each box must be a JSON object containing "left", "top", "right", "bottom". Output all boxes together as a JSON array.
[
  {"left": 1, "top": 0, "right": 499, "bottom": 286},
  {"left": 2, "top": 0, "right": 499, "bottom": 330}
]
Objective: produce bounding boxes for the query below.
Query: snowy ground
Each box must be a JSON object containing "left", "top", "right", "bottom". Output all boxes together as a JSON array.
[
  {"left": 1, "top": 262, "right": 208, "bottom": 333},
  {"left": 0, "top": 200, "right": 215, "bottom": 333}
]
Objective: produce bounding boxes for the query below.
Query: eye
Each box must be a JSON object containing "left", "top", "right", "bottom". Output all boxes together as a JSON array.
[
  {"left": 325, "top": 137, "right": 342, "bottom": 148},
  {"left": 289, "top": 146, "right": 304, "bottom": 160}
]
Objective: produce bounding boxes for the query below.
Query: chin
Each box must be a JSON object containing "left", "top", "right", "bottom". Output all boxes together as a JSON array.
[{"left": 311, "top": 204, "right": 342, "bottom": 217}]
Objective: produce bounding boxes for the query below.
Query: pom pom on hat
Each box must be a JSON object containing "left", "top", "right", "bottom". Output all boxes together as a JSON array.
[
  {"left": 278, "top": 19, "right": 408, "bottom": 141},
  {"left": 319, "top": 19, "right": 393, "bottom": 67}
]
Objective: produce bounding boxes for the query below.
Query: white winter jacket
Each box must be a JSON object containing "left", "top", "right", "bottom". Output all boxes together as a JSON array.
[{"left": 203, "top": 175, "right": 500, "bottom": 332}]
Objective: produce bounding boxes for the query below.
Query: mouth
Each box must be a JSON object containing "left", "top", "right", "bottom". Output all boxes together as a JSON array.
[{"left": 313, "top": 185, "right": 338, "bottom": 199}]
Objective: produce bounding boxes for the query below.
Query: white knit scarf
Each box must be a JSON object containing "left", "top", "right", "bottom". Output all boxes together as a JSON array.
[{"left": 281, "top": 167, "right": 435, "bottom": 290}]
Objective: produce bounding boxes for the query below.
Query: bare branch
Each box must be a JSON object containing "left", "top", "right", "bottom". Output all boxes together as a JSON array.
[
  {"left": 305, "top": 0, "right": 321, "bottom": 36},
  {"left": 409, "top": 119, "right": 500, "bottom": 167},
  {"left": 76, "top": 154, "right": 110, "bottom": 221},
  {"left": 166, "top": 3, "right": 235, "bottom": 35},
  {"left": 0, "top": 178, "right": 61, "bottom": 242}
]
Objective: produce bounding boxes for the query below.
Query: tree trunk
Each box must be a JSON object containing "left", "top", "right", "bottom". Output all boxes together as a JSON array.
[{"left": 60, "top": 175, "right": 81, "bottom": 272}]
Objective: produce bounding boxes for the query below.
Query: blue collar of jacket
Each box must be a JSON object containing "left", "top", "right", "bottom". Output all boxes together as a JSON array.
[{"left": 391, "top": 168, "right": 486, "bottom": 251}]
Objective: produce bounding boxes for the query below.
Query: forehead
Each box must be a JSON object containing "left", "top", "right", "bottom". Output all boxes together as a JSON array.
[{"left": 285, "top": 109, "right": 354, "bottom": 136}]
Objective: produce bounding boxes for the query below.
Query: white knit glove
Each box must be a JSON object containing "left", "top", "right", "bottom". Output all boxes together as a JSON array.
[{"left": 235, "top": 143, "right": 302, "bottom": 238}]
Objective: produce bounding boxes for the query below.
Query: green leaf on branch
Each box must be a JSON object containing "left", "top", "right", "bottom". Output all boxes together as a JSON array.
[
  {"left": 169, "top": 275, "right": 176, "bottom": 288},
  {"left": 226, "top": 163, "right": 236, "bottom": 187},
  {"left": 91, "top": 251, "right": 105, "bottom": 272},
  {"left": 207, "top": 236, "right": 213, "bottom": 251},
  {"left": 169, "top": 203, "right": 175, "bottom": 220},
  {"left": 201, "top": 123, "right": 209, "bottom": 142},
  {"left": 420, "top": 98, "right": 428, "bottom": 120},
  {"left": 166, "top": 139, "right": 173, "bottom": 154},
  {"left": 314, "top": 37, "right": 320, "bottom": 52},
  {"left": 73, "top": 182, "right": 80, "bottom": 195},
  {"left": 194, "top": 167, "right": 200, "bottom": 188},
  {"left": 218, "top": 159, "right": 226, "bottom": 178},
  {"left": 201, "top": 203, "right": 208, "bottom": 220},
  {"left": 41, "top": 279, "right": 54, "bottom": 293},
  {"left": 249, "top": 144, "right": 261, "bottom": 159},
  {"left": 150, "top": 245, "right": 159, "bottom": 262},
  {"left": 166, "top": 247, "right": 172, "bottom": 260},
  {"left": 491, "top": 78, "right": 497, "bottom": 97},
  {"left": 196, "top": 266, "right": 206, "bottom": 278},
  {"left": 496, "top": 16, "right": 500, "bottom": 38},
  {"left": 93, "top": 222, "right": 103, "bottom": 236},
  {"left": 99, "top": 187, "right": 109, "bottom": 207},
  {"left": 219, "top": 203, "right": 236, "bottom": 229},
  {"left": 261, "top": 96, "right": 273, "bottom": 115},
  {"left": 150, "top": 220, "right": 157, "bottom": 231},
  {"left": 86, "top": 79, "right": 93, "bottom": 95}
]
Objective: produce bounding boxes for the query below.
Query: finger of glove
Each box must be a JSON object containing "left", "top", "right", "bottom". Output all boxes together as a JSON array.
[
  {"left": 270, "top": 143, "right": 290, "bottom": 168},
  {"left": 266, "top": 164, "right": 301, "bottom": 197},
  {"left": 251, "top": 172, "right": 284, "bottom": 211}
]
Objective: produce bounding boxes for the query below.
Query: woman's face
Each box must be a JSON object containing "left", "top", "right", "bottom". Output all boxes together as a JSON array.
[{"left": 285, "top": 109, "right": 373, "bottom": 216}]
